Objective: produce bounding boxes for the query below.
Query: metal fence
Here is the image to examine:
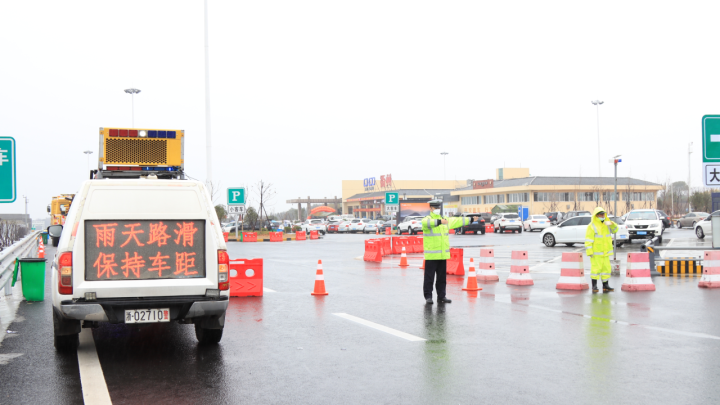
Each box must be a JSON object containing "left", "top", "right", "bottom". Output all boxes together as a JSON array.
[{"left": 0, "top": 231, "right": 40, "bottom": 295}]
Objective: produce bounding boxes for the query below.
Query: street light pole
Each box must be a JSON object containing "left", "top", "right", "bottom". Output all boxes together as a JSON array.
[
  {"left": 688, "top": 142, "right": 693, "bottom": 212},
  {"left": 440, "top": 152, "right": 448, "bottom": 180},
  {"left": 610, "top": 155, "right": 621, "bottom": 260},
  {"left": 204, "top": 0, "right": 213, "bottom": 184},
  {"left": 591, "top": 100, "right": 604, "bottom": 177},
  {"left": 124, "top": 88, "right": 141, "bottom": 127}
]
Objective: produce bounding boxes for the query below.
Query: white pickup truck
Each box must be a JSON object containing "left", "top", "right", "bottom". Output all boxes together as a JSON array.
[{"left": 50, "top": 178, "right": 229, "bottom": 350}]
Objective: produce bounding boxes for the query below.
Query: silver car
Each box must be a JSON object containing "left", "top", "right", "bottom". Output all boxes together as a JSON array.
[{"left": 676, "top": 212, "right": 709, "bottom": 229}]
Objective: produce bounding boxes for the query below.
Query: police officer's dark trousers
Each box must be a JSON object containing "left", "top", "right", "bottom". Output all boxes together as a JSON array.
[{"left": 423, "top": 260, "right": 447, "bottom": 299}]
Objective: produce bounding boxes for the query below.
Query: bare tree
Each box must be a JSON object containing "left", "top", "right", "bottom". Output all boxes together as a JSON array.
[
  {"left": 0, "top": 220, "right": 29, "bottom": 250},
  {"left": 547, "top": 192, "right": 559, "bottom": 213},
  {"left": 254, "top": 180, "right": 276, "bottom": 230}
]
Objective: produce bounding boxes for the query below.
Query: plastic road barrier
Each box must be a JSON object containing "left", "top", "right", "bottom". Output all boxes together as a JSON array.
[
  {"left": 363, "top": 240, "right": 383, "bottom": 262},
  {"left": 269, "top": 232, "right": 284, "bottom": 242},
  {"left": 19, "top": 258, "right": 46, "bottom": 301},
  {"left": 555, "top": 252, "right": 588, "bottom": 290},
  {"left": 296, "top": 231, "right": 307, "bottom": 241},
  {"left": 242, "top": 232, "right": 258, "bottom": 242},
  {"left": 229, "top": 258, "right": 263, "bottom": 297},
  {"left": 477, "top": 248, "right": 499, "bottom": 281},
  {"left": 622, "top": 252, "right": 655, "bottom": 291},
  {"left": 447, "top": 248, "right": 465, "bottom": 276},
  {"left": 506, "top": 251, "right": 534, "bottom": 286},
  {"left": 223, "top": 232, "right": 229, "bottom": 242},
  {"left": 310, "top": 231, "right": 319, "bottom": 240},
  {"left": 699, "top": 251, "right": 720, "bottom": 288},
  {"left": 380, "top": 237, "right": 391, "bottom": 256}
]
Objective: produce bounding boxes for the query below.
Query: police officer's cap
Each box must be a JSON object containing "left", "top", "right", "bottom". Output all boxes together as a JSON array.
[{"left": 428, "top": 199, "right": 443, "bottom": 207}]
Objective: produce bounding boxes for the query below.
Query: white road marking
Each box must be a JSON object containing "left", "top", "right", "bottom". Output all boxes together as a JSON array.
[
  {"left": 333, "top": 313, "right": 426, "bottom": 342},
  {"left": 77, "top": 329, "right": 113, "bottom": 405},
  {"left": 263, "top": 287, "right": 276, "bottom": 292},
  {"left": 0, "top": 353, "right": 23, "bottom": 365},
  {"left": 494, "top": 295, "right": 720, "bottom": 340}
]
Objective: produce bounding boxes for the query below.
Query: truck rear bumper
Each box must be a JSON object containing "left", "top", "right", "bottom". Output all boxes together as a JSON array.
[{"left": 59, "top": 296, "right": 229, "bottom": 323}]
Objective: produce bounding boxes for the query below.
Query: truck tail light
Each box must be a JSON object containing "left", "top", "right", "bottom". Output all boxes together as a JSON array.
[
  {"left": 58, "top": 252, "right": 73, "bottom": 295},
  {"left": 218, "top": 250, "right": 229, "bottom": 291}
]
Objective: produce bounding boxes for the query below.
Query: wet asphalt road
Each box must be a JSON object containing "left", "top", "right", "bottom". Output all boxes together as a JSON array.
[{"left": 2, "top": 228, "right": 720, "bottom": 404}]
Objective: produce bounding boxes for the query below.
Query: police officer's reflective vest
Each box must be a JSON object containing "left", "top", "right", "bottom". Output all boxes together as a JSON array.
[
  {"left": 421, "top": 213, "right": 469, "bottom": 260},
  {"left": 584, "top": 207, "right": 618, "bottom": 258}
]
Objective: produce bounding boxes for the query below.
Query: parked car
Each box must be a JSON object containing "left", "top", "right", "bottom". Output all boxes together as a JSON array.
[
  {"left": 544, "top": 212, "right": 565, "bottom": 225},
  {"left": 347, "top": 218, "right": 369, "bottom": 233},
  {"left": 563, "top": 211, "right": 591, "bottom": 220},
  {"left": 656, "top": 210, "right": 672, "bottom": 229},
  {"left": 677, "top": 212, "right": 710, "bottom": 229},
  {"left": 493, "top": 213, "right": 522, "bottom": 233},
  {"left": 326, "top": 221, "right": 341, "bottom": 233},
  {"left": 378, "top": 220, "right": 396, "bottom": 233},
  {"left": 455, "top": 213, "right": 485, "bottom": 235},
  {"left": 301, "top": 219, "right": 327, "bottom": 235},
  {"left": 523, "top": 215, "right": 551, "bottom": 232},
  {"left": 338, "top": 220, "right": 352, "bottom": 233},
  {"left": 625, "top": 209, "right": 664, "bottom": 243},
  {"left": 693, "top": 210, "right": 719, "bottom": 239},
  {"left": 398, "top": 216, "right": 424, "bottom": 234},
  {"left": 363, "top": 220, "right": 381, "bottom": 233},
  {"left": 541, "top": 215, "right": 629, "bottom": 247}
]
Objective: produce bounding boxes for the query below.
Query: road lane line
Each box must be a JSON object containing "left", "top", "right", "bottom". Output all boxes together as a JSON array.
[
  {"left": 333, "top": 313, "right": 426, "bottom": 342},
  {"left": 77, "top": 329, "right": 112, "bottom": 405},
  {"left": 263, "top": 287, "right": 276, "bottom": 292}
]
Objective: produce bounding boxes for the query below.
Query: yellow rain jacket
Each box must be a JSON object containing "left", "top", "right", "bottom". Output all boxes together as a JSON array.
[
  {"left": 421, "top": 213, "right": 469, "bottom": 260},
  {"left": 584, "top": 207, "right": 618, "bottom": 280}
]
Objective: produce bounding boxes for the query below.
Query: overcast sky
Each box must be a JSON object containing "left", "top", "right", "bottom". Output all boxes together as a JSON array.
[{"left": 1, "top": 1, "right": 717, "bottom": 219}]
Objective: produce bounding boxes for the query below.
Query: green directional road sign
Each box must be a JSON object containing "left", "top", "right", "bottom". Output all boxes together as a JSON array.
[
  {"left": 0, "top": 137, "right": 16, "bottom": 203},
  {"left": 227, "top": 187, "right": 246, "bottom": 205},
  {"left": 385, "top": 192, "right": 399, "bottom": 205},
  {"left": 703, "top": 116, "right": 720, "bottom": 186}
]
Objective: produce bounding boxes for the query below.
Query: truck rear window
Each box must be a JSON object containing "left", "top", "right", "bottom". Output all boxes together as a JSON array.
[{"left": 84, "top": 220, "right": 206, "bottom": 281}]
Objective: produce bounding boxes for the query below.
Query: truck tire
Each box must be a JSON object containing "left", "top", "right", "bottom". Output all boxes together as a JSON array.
[
  {"left": 195, "top": 323, "right": 223, "bottom": 344},
  {"left": 51, "top": 236, "right": 59, "bottom": 247}
]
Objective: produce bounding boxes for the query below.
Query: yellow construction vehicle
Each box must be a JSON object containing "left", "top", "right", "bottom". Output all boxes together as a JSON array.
[{"left": 47, "top": 194, "right": 75, "bottom": 246}]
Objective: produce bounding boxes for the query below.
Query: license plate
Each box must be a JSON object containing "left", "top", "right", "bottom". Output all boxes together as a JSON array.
[
  {"left": 619, "top": 235, "right": 628, "bottom": 239},
  {"left": 540, "top": 221, "right": 546, "bottom": 224},
  {"left": 637, "top": 231, "right": 647, "bottom": 235},
  {"left": 509, "top": 220, "right": 515, "bottom": 223},
  {"left": 125, "top": 308, "right": 170, "bottom": 324}
]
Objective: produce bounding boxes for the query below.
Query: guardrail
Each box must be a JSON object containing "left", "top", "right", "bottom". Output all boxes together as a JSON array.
[{"left": 0, "top": 231, "right": 40, "bottom": 295}]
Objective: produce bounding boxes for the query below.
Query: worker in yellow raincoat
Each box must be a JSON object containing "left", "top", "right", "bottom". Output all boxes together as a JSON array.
[{"left": 584, "top": 207, "right": 618, "bottom": 293}]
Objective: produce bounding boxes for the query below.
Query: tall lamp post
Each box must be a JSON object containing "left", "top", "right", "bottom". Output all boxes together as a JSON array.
[
  {"left": 440, "top": 152, "right": 448, "bottom": 180},
  {"left": 610, "top": 155, "right": 622, "bottom": 261},
  {"left": 591, "top": 100, "right": 604, "bottom": 177},
  {"left": 204, "top": 0, "right": 213, "bottom": 184},
  {"left": 84, "top": 150, "right": 93, "bottom": 177},
  {"left": 124, "top": 88, "right": 141, "bottom": 127},
  {"left": 688, "top": 142, "right": 693, "bottom": 212}
]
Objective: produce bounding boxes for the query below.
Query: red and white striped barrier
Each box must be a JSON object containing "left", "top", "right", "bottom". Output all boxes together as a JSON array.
[
  {"left": 621, "top": 252, "right": 655, "bottom": 291},
  {"left": 506, "top": 250, "right": 533, "bottom": 286},
  {"left": 699, "top": 251, "right": 720, "bottom": 288},
  {"left": 477, "top": 248, "right": 499, "bottom": 281},
  {"left": 555, "top": 252, "right": 588, "bottom": 290}
]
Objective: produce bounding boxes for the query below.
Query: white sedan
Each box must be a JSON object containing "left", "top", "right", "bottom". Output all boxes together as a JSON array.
[
  {"left": 694, "top": 210, "right": 720, "bottom": 239},
  {"left": 523, "top": 215, "right": 551, "bottom": 232},
  {"left": 301, "top": 219, "right": 327, "bottom": 234},
  {"left": 540, "top": 216, "right": 629, "bottom": 247}
]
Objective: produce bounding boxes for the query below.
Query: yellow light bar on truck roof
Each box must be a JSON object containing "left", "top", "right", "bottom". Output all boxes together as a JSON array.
[{"left": 99, "top": 127, "right": 184, "bottom": 166}]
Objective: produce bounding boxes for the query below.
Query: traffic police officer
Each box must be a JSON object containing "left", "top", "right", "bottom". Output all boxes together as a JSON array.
[
  {"left": 584, "top": 207, "right": 618, "bottom": 293},
  {"left": 421, "top": 200, "right": 476, "bottom": 304}
]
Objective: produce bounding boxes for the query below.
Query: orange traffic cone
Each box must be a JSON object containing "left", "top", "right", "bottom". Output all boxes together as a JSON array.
[
  {"left": 462, "top": 258, "right": 482, "bottom": 291},
  {"left": 420, "top": 259, "right": 425, "bottom": 269},
  {"left": 376, "top": 227, "right": 379, "bottom": 235},
  {"left": 311, "top": 260, "right": 329, "bottom": 295},
  {"left": 398, "top": 247, "right": 409, "bottom": 267}
]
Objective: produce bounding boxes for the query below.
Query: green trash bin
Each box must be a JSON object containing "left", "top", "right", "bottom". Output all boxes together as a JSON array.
[
  {"left": 18, "top": 257, "right": 46, "bottom": 302},
  {"left": 41, "top": 232, "right": 48, "bottom": 245}
]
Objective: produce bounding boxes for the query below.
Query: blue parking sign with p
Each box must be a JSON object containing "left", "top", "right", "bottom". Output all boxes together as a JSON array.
[
  {"left": 385, "top": 192, "right": 399, "bottom": 205},
  {"left": 0, "top": 137, "right": 16, "bottom": 203}
]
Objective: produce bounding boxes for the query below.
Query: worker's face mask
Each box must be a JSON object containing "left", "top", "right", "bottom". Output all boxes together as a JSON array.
[{"left": 433, "top": 209, "right": 441, "bottom": 215}]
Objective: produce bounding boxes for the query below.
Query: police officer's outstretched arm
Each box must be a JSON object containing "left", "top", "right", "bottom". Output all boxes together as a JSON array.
[{"left": 447, "top": 215, "right": 470, "bottom": 229}]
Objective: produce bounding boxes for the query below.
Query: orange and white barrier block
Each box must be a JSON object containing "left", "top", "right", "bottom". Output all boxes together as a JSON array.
[
  {"left": 621, "top": 252, "right": 655, "bottom": 291},
  {"left": 462, "top": 258, "right": 482, "bottom": 291},
  {"left": 555, "top": 252, "right": 588, "bottom": 290},
  {"left": 506, "top": 250, "right": 533, "bottom": 286},
  {"left": 699, "top": 251, "right": 720, "bottom": 288},
  {"left": 477, "top": 248, "right": 499, "bottom": 281}
]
